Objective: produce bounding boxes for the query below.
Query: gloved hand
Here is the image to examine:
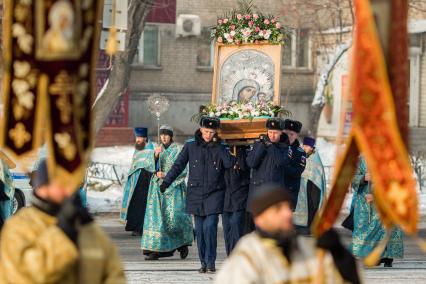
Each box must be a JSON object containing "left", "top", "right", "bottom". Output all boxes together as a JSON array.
[
  {"left": 259, "top": 134, "right": 272, "bottom": 147},
  {"left": 56, "top": 193, "right": 93, "bottom": 244},
  {"left": 160, "top": 182, "right": 170, "bottom": 193},
  {"left": 279, "top": 133, "right": 290, "bottom": 147},
  {"left": 317, "top": 229, "right": 361, "bottom": 284}
]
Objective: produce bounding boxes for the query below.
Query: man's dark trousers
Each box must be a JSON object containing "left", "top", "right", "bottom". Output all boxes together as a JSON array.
[
  {"left": 194, "top": 214, "right": 219, "bottom": 269},
  {"left": 222, "top": 210, "right": 245, "bottom": 255}
]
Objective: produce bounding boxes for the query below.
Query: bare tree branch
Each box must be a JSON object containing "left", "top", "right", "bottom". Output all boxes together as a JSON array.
[{"left": 92, "top": 0, "right": 154, "bottom": 135}]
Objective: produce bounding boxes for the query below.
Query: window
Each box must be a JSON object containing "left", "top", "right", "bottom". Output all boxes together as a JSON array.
[
  {"left": 282, "top": 28, "right": 311, "bottom": 69},
  {"left": 197, "top": 28, "right": 214, "bottom": 68},
  {"left": 135, "top": 25, "right": 160, "bottom": 66}
]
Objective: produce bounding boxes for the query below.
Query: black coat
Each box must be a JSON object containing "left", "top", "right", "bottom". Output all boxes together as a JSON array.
[
  {"left": 223, "top": 146, "right": 250, "bottom": 213},
  {"left": 283, "top": 139, "right": 307, "bottom": 206},
  {"left": 163, "top": 130, "right": 234, "bottom": 216},
  {"left": 246, "top": 140, "right": 290, "bottom": 211}
]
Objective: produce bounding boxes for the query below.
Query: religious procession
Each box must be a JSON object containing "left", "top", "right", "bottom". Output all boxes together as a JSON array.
[{"left": 0, "top": 0, "right": 426, "bottom": 283}]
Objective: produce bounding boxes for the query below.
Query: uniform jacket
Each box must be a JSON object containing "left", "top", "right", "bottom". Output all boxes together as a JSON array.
[
  {"left": 246, "top": 140, "right": 290, "bottom": 211},
  {"left": 0, "top": 207, "right": 126, "bottom": 284},
  {"left": 223, "top": 146, "right": 250, "bottom": 213},
  {"left": 283, "top": 139, "right": 307, "bottom": 206},
  {"left": 163, "top": 130, "right": 234, "bottom": 216}
]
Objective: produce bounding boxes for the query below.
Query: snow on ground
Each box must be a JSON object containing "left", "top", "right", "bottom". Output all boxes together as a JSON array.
[
  {"left": 91, "top": 146, "right": 134, "bottom": 170},
  {"left": 87, "top": 146, "right": 134, "bottom": 213},
  {"left": 87, "top": 184, "right": 123, "bottom": 213}
]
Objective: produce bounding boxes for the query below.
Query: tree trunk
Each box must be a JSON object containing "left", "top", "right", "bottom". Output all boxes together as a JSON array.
[{"left": 92, "top": 0, "right": 154, "bottom": 135}]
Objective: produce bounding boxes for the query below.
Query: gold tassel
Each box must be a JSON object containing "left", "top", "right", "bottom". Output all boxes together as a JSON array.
[
  {"left": 364, "top": 229, "right": 392, "bottom": 267},
  {"left": 105, "top": 0, "right": 118, "bottom": 56},
  {"left": 315, "top": 249, "right": 326, "bottom": 284}
]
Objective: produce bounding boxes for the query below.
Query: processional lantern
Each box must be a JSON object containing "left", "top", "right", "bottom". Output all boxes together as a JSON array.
[{"left": 147, "top": 94, "right": 169, "bottom": 142}]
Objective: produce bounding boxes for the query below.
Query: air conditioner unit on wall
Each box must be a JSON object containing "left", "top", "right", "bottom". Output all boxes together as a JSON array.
[{"left": 176, "top": 14, "right": 201, "bottom": 37}]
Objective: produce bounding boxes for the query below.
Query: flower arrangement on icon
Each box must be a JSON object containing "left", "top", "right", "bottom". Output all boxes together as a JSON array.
[
  {"left": 191, "top": 101, "right": 290, "bottom": 123},
  {"left": 212, "top": 12, "right": 288, "bottom": 45}
]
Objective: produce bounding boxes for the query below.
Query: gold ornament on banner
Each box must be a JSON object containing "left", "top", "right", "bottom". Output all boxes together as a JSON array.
[
  {"left": 0, "top": 0, "right": 103, "bottom": 193},
  {"left": 313, "top": 0, "right": 419, "bottom": 272}
]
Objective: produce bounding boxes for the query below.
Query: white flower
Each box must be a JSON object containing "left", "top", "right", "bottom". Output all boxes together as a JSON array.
[
  {"left": 209, "top": 111, "right": 215, "bottom": 117},
  {"left": 258, "top": 30, "right": 264, "bottom": 37},
  {"left": 242, "top": 28, "right": 252, "bottom": 37},
  {"left": 230, "top": 31, "right": 236, "bottom": 36},
  {"left": 264, "top": 30, "right": 272, "bottom": 40}
]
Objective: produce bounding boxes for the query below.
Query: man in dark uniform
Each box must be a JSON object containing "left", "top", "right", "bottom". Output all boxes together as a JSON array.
[
  {"left": 245, "top": 118, "right": 290, "bottom": 231},
  {"left": 282, "top": 119, "right": 307, "bottom": 207},
  {"left": 222, "top": 145, "right": 250, "bottom": 255},
  {"left": 160, "top": 117, "right": 234, "bottom": 274}
]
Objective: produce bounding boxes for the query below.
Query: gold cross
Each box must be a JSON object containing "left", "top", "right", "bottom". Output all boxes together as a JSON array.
[
  {"left": 9, "top": 122, "right": 31, "bottom": 148},
  {"left": 49, "top": 71, "right": 75, "bottom": 124}
]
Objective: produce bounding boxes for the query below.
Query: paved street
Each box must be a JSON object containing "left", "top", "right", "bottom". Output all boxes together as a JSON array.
[{"left": 98, "top": 216, "right": 426, "bottom": 284}]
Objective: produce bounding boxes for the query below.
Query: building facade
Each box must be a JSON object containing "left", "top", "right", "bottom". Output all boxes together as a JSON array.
[{"left": 99, "top": 0, "right": 318, "bottom": 144}]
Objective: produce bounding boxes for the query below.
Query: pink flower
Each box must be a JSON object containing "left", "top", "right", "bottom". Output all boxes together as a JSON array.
[
  {"left": 223, "top": 18, "right": 228, "bottom": 24},
  {"left": 276, "top": 22, "right": 281, "bottom": 28},
  {"left": 248, "top": 21, "right": 254, "bottom": 27},
  {"left": 271, "top": 18, "right": 276, "bottom": 24},
  {"left": 245, "top": 14, "right": 251, "bottom": 20},
  {"left": 255, "top": 40, "right": 260, "bottom": 44},
  {"left": 253, "top": 14, "right": 259, "bottom": 19},
  {"left": 230, "top": 25, "right": 236, "bottom": 30},
  {"left": 235, "top": 40, "right": 241, "bottom": 44},
  {"left": 217, "top": 36, "right": 223, "bottom": 43},
  {"left": 255, "top": 26, "right": 260, "bottom": 32},
  {"left": 217, "top": 19, "right": 223, "bottom": 25},
  {"left": 264, "top": 19, "right": 270, "bottom": 25},
  {"left": 237, "top": 14, "right": 243, "bottom": 20}
]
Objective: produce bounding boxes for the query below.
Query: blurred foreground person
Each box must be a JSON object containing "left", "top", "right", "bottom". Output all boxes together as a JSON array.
[
  {"left": 215, "top": 184, "right": 362, "bottom": 284},
  {"left": 120, "top": 127, "right": 155, "bottom": 236},
  {"left": 0, "top": 160, "right": 126, "bottom": 283},
  {"left": 0, "top": 153, "right": 15, "bottom": 230}
]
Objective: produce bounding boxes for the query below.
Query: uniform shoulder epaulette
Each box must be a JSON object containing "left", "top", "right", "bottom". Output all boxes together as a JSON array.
[{"left": 186, "top": 138, "right": 196, "bottom": 143}]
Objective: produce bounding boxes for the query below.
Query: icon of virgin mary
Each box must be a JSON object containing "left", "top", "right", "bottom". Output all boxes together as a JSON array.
[
  {"left": 42, "top": 0, "right": 75, "bottom": 53},
  {"left": 232, "top": 79, "right": 260, "bottom": 103}
]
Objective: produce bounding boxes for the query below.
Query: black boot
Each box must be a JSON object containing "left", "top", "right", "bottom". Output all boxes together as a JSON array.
[
  {"left": 145, "top": 253, "right": 159, "bottom": 261},
  {"left": 383, "top": 258, "right": 393, "bottom": 267},
  {"left": 178, "top": 246, "right": 189, "bottom": 259}
]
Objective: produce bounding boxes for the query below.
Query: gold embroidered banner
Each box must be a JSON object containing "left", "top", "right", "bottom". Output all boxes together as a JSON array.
[
  {"left": 1, "top": 0, "right": 102, "bottom": 192},
  {"left": 313, "top": 0, "right": 418, "bottom": 237}
]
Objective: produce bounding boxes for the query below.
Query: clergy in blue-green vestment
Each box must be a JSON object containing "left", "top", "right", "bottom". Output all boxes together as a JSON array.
[
  {"left": 293, "top": 137, "right": 327, "bottom": 235},
  {"left": 0, "top": 153, "right": 15, "bottom": 227},
  {"left": 141, "top": 125, "right": 193, "bottom": 260},
  {"left": 351, "top": 156, "right": 403, "bottom": 267},
  {"left": 120, "top": 127, "right": 155, "bottom": 236}
]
